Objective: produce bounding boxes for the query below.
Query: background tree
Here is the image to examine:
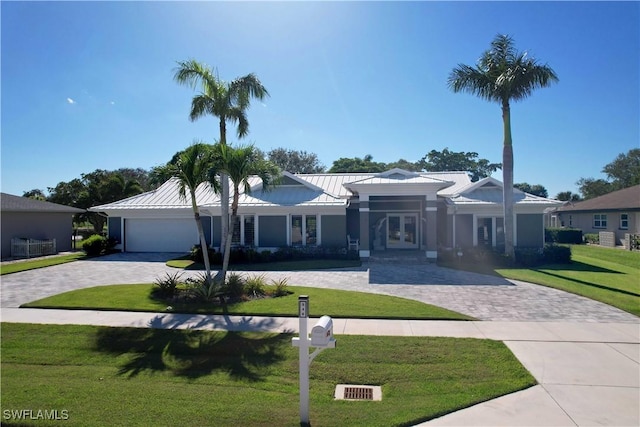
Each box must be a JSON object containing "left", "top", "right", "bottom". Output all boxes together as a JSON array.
[
  {"left": 328, "top": 155, "right": 387, "bottom": 173},
  {"left": 514, "top": 182, "right": 548, "bottom": 198},
  {"left": 48, "top": 170, "right": 144, "bottom": 233},
  {"left": 174, "top": 59, "right": 269, "bottom": 258},
  {"left": 577, "top": 178, "right": 614, "bottom": 200},
  {"left": 418, "top": 148, "right": 501, "bottom": 181},
  {"left": 22, "top": 189, "right": 47, "bottom": 200},
  {"left": 555, "top": 191, "right": 581, "bottom": 202},
  {"left": 214, "top": 143, "right": 280, "bottom": 282},
  {"left": 385, "top": 158, "right": 421, "bottom": 172},
  {"left": 602, "top": 148, "right": 640, "bottom": 189},
  {"left": 448, "top": 34, "right": 558, "bottom": 258},
  {"left": 267, "top": 148, "right": 325, "bottom": 173}
]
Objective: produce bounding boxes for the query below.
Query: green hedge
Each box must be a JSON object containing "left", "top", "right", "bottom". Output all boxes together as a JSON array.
[{"left": 545, "top": 228, "right": 583, "bottom": 244}]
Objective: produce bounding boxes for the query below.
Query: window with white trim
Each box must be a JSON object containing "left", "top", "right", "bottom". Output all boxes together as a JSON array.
[
  {"left": 231, "top": 215, "right": 256, "bottom": 246},
  {"left": 593, "top": 214, "right": 607, "bottom": 229},
  {"left": 620, "top": 213, "right": 629, "bottom": 230},
  {"left": 291, "top": 214, "right": 318, "bottom": 246}
]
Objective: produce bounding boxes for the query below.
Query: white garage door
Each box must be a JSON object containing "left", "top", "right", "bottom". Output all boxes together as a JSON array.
[{"left": 125, "top": 219, "right": 199, "bottom": 253}]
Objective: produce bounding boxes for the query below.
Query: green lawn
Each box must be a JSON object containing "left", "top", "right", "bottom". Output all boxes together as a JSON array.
[
  {"left": 0, "top": 323, "right": 535, "bottom": 427},
  {"left": 496, "top": 245, "right": 640, "bottom": 316},
  {"left": 0, "top": 252, "right": 86, "bottom": 275},
  {"left": 22, "top": 284, "right": 472, "bottom": 320},
  {"left": 167, "top": 257, "right": 362, "bottom": 271}
]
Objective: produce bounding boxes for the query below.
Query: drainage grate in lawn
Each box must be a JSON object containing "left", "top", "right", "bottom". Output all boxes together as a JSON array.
[{"left": 334, "top": 384, "right": 382, "bottom": 401}]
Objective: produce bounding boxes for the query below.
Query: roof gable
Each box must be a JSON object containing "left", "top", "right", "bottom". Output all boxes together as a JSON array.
[{"left": 557, "top": 185, "right": 640, "bottom": 212}]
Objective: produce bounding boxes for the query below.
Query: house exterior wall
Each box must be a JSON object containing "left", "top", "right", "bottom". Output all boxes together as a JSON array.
[
  {"left": 454, "top": 214, "right": 474, "bottom": 248},
  {"left": 517, "top": 214, "right": 544, "bottom": 247},
  {"left": 321, "top": 215, "right": 347, "bottom": 247},
  {"left": 258, "top": 216, "right": 287, "bottom": 247},
  {"left": 1, "top": 212, "right": 75, "bottom": 257},
  {"left": 557, "top": 210, "right": 640, "bottom": 246}
]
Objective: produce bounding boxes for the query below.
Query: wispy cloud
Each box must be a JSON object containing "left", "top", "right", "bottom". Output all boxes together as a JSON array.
[{"left": 66, "top": 98, "right": 76, "bottom": 104}]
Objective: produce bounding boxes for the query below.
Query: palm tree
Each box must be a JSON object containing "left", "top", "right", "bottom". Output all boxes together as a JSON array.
[
  {"left": 448, "top": 34, "right": 558, "bottom": 258},
  {"left": 213, "top": 143, "right": 280, "bottom": 282},
  {"left": 173, "top": 60, "right": 269, "bottom": 262},
  {"left": 156, "top": 143, "right": 219, "bottom": 283}
]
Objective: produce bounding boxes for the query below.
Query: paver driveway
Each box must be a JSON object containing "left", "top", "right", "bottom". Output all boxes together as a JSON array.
[{"left": 1, "top": 252, "right": 637, "bottom": 323}]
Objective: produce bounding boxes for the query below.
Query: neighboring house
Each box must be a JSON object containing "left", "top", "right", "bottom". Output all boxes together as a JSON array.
[
  {"left": 552, "top": 185, "right": 640, "bottom": 247},
  {"left": 89, "top": 169, "right": 562, "bottom": 260},
  {"left": 1, "top": 193, "right": 85, "bottom": 258}
]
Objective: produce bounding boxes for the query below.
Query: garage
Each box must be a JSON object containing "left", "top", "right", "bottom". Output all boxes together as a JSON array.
[{"left": 124, "top": 218, "right": 199, "bottom": 253}]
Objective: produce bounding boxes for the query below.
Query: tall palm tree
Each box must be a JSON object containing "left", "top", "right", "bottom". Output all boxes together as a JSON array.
[
  {"left": 448, "top": 34, "right": 558, "bottom": 258},
  {"left": 156, "top": 143, "right": 219, "bottom": 283},
  {"left": 213, "top": 143, "right": 280, "bottom": 282},
  {"left": 173, "top": 60, "right": 269, "bottom": 262}
]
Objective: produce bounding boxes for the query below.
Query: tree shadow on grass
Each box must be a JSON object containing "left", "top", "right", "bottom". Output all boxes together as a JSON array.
[
  {"left": 94, "top": 323, "right": 292, "bottom": 381},
  {"left": 531, "top": 268, "right": 640, "bottom": 297}
]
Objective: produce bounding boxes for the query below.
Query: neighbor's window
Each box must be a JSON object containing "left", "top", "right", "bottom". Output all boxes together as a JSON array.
[
  {"left": 620, "top": 213, "right": 629, "bottom": 230},
  {"left": 593, "top": 214, "right": 607, "bottom": 228}
]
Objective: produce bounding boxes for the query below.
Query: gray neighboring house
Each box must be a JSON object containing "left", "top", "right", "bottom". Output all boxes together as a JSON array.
[
  {"left": 89, "top": 169, "right": 562, "bottom": 260},
  {"left": 552, "top": 185, "right": 640, "bottom": 246},
  {"left": 1, "top": 193, "right": 85, "bottom": 258}
]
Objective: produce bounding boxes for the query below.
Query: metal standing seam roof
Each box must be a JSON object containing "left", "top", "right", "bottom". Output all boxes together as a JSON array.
[
  {"left": 447, "top": 188, "right": 563, "bottom": 206},
  {"left": 556, "top": 185, "right": 640, "bottom": 212}
]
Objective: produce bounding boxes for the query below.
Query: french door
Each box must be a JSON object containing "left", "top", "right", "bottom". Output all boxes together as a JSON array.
[{"left": 387, "top": 214, "right": 419, "bottom": 249}]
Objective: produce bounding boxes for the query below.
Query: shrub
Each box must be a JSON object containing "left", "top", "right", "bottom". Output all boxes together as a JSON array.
[
  {"left": 153, "top": 272, "right": 183, "bottom": 298},
  {"left": 584, "top": 233, "right": 599, "bottom": 244},
  {"left": 269, "top": 277, "right": 291, "bottom": 297},
  {"left": 543, "top": 244, "right": 572, "bottom": 264},
  {"left": 515, "top": 247, "right": 543, "bottom": 267},
  {"left": 190, "top": 245, "right": 218, "bottom": 265},
  {"left": 545, "top": 228, "right": 583, "bottom": 244},
  {"left": 244, "top": 274, "right": 267, "bottom": 298},
  {"left": 82, "top": 234, "right": 106, "bottom": 256},
  {"left": 223, "top": 272, "right": 245, "bottom": 299},
  {"left": 187, "top": 273, "right": 223, "bottom": 303}
]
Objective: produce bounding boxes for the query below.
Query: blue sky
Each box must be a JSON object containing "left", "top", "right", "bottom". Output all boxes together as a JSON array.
[{"left": 2, "top": 1, "right": 638, "bottom": 199}]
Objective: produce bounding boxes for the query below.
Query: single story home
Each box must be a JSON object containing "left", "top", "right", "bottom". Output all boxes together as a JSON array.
[
  {"left": 550, "top": 185, "right": 640, "bottom": 247},
  {"left": 1, "top": 193, "right": 85, "bottom": 258},
  {"left": 89, "top": 169, "right": 562, "bottom": 260}
]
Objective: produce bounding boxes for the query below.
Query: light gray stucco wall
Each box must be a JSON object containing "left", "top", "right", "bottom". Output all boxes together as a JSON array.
[
  {"left": 321, "top": 215, "right": 347, "bottom": 247},
  {"left": 259, "top": 216, "right": 287, "bottom": 247},
  {"left": 517, "top": 214, "right": 543, "bottom": 247}
]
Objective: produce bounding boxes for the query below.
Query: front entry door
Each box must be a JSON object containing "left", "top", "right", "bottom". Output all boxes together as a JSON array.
[{"left": 387, "top": 214, "right": 419, "bottom": 249}]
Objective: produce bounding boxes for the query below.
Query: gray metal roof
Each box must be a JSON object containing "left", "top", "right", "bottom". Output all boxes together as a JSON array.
[
  {"left": 1, "top": 193, "right": 85, "bottom": 213},
  {"left": 556, "top": 185, "right": 640, "bottom": 212},
  {"left": 446, "top": 178, "right": 563, "bottom": 207}
]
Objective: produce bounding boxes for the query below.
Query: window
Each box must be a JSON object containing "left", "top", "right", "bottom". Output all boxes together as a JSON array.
[
  {"left": 593, "top": 214, "right": 607, "bottom": 229},
  {"left": 620, "top": 213, "right": 629, "bottom": 230},
  {"left": 291, "top": 214, "right": 318, "bottom": 246},
  {"left": 231, "top": 215, "right": 255, "bottom": 246}
]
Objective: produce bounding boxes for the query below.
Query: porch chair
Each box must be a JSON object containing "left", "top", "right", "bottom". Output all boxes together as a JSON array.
[{"left": 347, "top": 234, "right": 359, "bottom": 251}]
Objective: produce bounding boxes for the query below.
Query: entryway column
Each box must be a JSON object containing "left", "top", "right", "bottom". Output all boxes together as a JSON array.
[
  {"left": 359, "top": 196, "right": 370, "bottom": 258},
  {"left": 425, "top": 195, "right": 438, "bottom": 260}
]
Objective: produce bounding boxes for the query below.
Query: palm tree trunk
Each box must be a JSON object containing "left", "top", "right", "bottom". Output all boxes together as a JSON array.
[
  {"left": 502, "top": 102, "right": 515, "bottom": 259},
  {"left": 191, "top": 201, "right": 212, "bottom": 283},
  {"left": 219, "top": 119, "right": 230, "bottom": 262}
]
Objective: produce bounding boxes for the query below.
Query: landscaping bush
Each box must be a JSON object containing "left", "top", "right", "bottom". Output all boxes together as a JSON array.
[
  {"left": 82, "top": 234, "right": 106, "bottom": 256},
  {"left": 244, "top": 274, "right": 267, "bottom": 298},
  {"left": 268, "top": 278, "right": 291, "bottom": 297},
  {"left": 190, "top": 245, "right": 219, "bottom": 264},
  {"left": 543, "top": 243, "right": 572, "bottom": 264},
  {"left": 584, "top": 233, "right": 599, "bottom": 244},
  {"left": 545, "top": 228, "right": 583, "bottom": 244},
  {"left": 514, "top": 247, "right": 543, "bottom": 267},
  {"left": 223, "top": 272, "right": 245, "bottom": 299},
  {"left": 153, "top": 272, "right": 183, "bottom": 298},
  {"left": 187, "top": 273, "right": 223, "bottom": 303}
]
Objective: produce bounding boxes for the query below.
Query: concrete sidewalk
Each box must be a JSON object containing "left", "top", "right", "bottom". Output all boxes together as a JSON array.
[{"left": 2, "top": 307, "right": 639, "bottom": 426}]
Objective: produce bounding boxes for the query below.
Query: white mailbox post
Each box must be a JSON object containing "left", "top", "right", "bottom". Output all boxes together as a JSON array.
[{"left": 292, "top": 296, "right": 336, "bottom": 426}]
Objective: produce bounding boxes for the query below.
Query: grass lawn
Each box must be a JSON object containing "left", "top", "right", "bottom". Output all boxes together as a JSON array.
[
  {"left": 0, "top": 252, "right": 86, "bottom": 275},
  {"left": 496, "top": 245, "right": 640, "bottom": 316},
  {"left": 22, "top": 284, "right": 473, "bottom": 320},
  {"left": 167, "top": 256, "right": 362, "bottom": 271},
  {"left": 0, "top": 323, "right": 535, "bottom": 427}
]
